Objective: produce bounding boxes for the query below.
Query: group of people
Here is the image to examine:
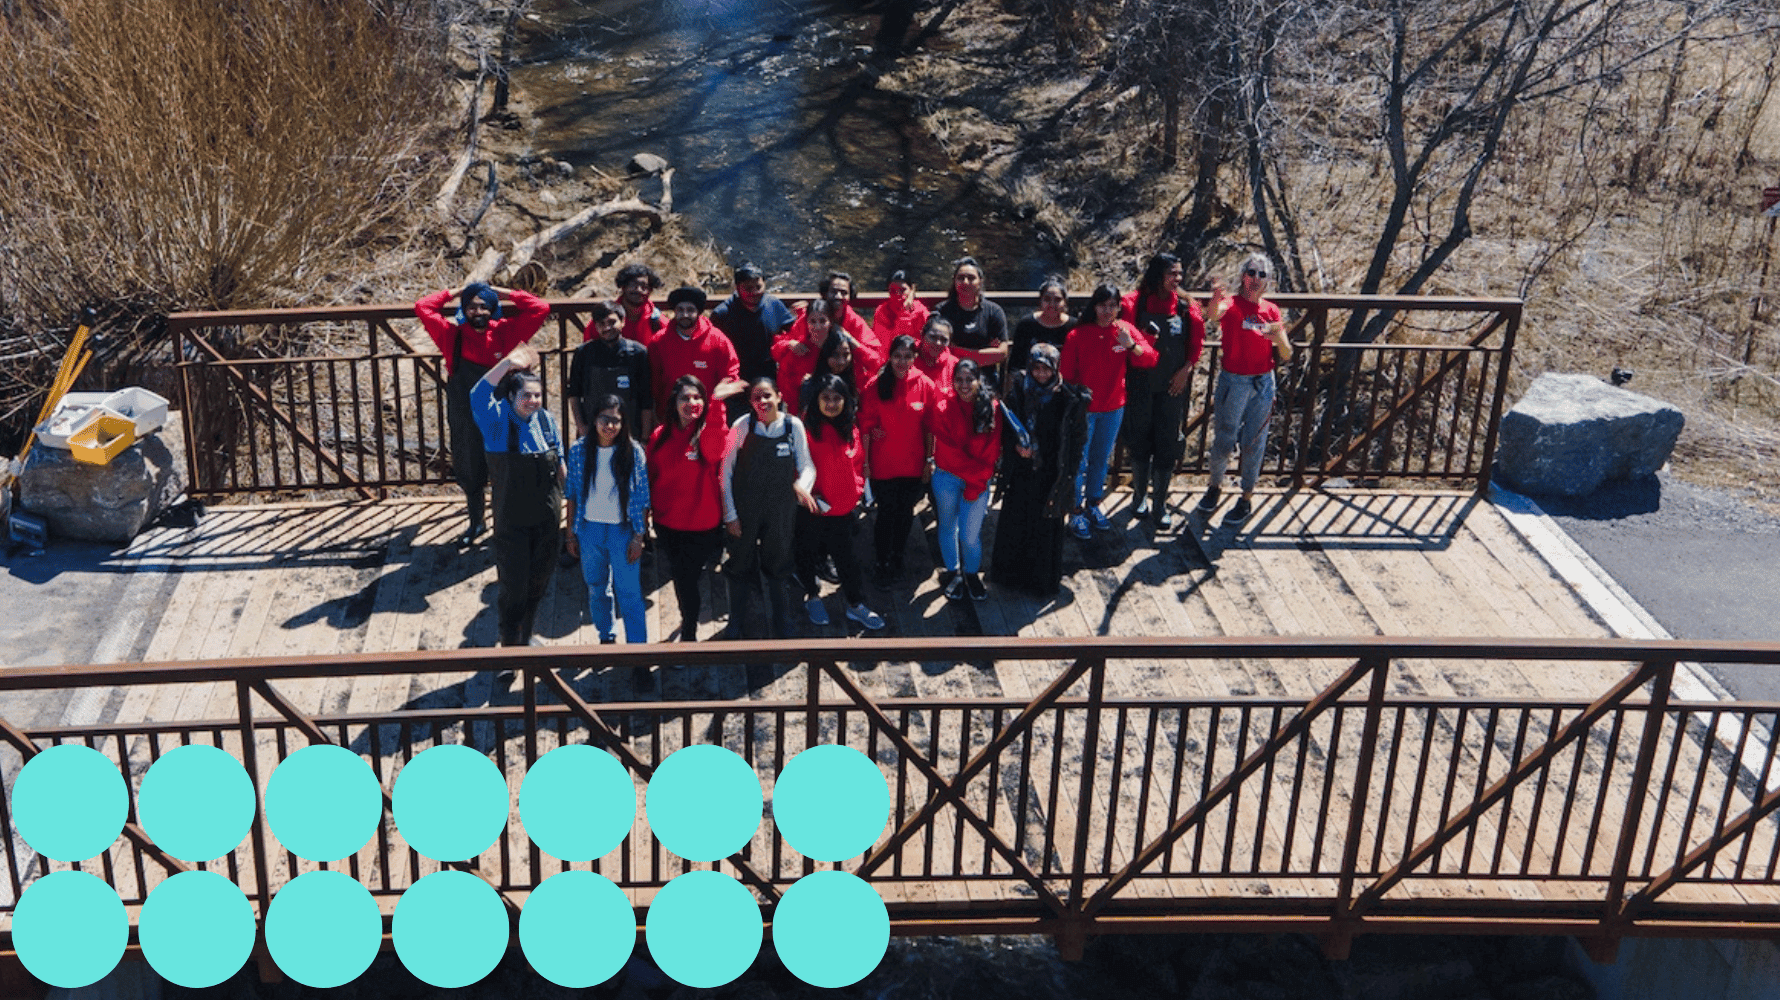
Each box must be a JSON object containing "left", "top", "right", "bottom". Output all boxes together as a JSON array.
[{"left": 414, "top": 251, "right": 1292, "bottom": 647}]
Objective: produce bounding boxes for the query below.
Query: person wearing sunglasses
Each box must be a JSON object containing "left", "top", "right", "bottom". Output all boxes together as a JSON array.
[
  {"left": 1197, "top": 253, "right": 1293, "bottom": 526},
  {"left": 564, "top": 395, "right": 650, "bottom": 644}
]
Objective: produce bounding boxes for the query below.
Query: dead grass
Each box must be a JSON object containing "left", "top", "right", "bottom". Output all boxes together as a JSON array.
[{"left": 876, "top": 2, "right": 1780, "bottom": 500}]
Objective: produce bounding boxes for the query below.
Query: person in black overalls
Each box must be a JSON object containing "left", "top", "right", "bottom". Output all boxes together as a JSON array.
[
  {"left": 472, "top": 345, "right": 566, "bottom": 646},
  {"left": 1120, "top": 253, "right": 1206, "bottom": 529},
  {"left": 719, "top": 378, "right": 818, "bottom": 639}
]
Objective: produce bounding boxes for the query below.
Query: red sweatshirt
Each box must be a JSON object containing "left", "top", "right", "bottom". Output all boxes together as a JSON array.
[
  {"left": 415, "top": 289, "right": 550, "bottom": 375},
  {"left": 646, "top": 413, "right": 729, "bottom": 531},
  {"left": 913, "top": 349, "right": 956, "bottom": 392},
  {"left": 772, "top": 327, "right": 884, "bottom": 398},
  {"left": 1219, "top": 296, "right": 1285, "bottom": 376},
  {"left": 1120, "top": 290, "right": 1205, "bottom": 370},
  {"left": 620, "top": 298, "right": 666, "bottom": 346},
  {"left": 925, "top": 392, "right": 1002, "bottom": 501},
  {"left": 650, "top": 317, "right": 740, "bottom": 407},
  {"left": 858, "top": 369, "right": 935, "bottom": 480},
  {"left": 805, "top": 422, "right": 866, "bottom": 516},
  {"left": 1060, "top": 320, "right": 1157, "bottom": 412},
  {"left": 872, "top": 298, "right": 930, "bottom": 349}
]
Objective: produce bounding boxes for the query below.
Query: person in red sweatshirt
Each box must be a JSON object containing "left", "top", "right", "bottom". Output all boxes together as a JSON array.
[
  {"left": 415, "top": 281, "right": 550, "bottom": 545},
  {"left": 647, "top": 374, "right": 746, "bottom": 643},
  {"left": 859, "top": 334, "right": 936, "bottom": 585},
  {"left": 925, "top": 359, "right": 1002, "bottom": 602},
  {"left": 914, "top": 315, "right": 958, "bottom": 389},
  {"left": 793, "top": 374, "right": 887, "bottom": 631},
  {"left": 1120, "top": 253, "right": 1206, "bottom": 528},
  {"left": 1060, "top": 282, "right": 1156, "bottom": 539},
  {"left": 773, "top": 299, "right": 881, "bottom": 406},
  {"left": 871, "top": 269, "right": 930, "bottom": 350},
  {"left": 615, "top": 262, "right": 667, "bottom": 346},
  {"left": 650, "top": 286, "right": 741, "bottom": 412},
  {"left": 1195, "top": 253, "right": 1293, "bottom": 527}
]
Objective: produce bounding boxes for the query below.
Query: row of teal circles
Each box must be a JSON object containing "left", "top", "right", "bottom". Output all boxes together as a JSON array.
[{"left": 10, "top": 741, "right": 892, "bottom": 990}]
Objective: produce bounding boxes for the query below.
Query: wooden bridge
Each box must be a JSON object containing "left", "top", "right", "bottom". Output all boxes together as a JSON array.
[
  {"left": 4, "top": 490, "right": 1780, "bottom": 978},
  {"left": 6, "top": 294, "right": 1780, "bottom": 984}
]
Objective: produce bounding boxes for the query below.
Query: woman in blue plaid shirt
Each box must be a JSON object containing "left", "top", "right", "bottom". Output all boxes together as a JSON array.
[{"left": 564, "top": 393, "right": 652, "bottom": 643}]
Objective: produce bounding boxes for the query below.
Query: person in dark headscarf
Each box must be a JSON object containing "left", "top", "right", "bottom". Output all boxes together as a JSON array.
[{"left": 989, "top": 342, "right": 1089, "bottom": 597}]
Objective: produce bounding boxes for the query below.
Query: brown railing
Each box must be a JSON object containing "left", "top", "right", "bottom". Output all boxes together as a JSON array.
[
  {"left": 166, "top": 293, "right": 1518, "bottom": 499},
  {"left": 5, "top": 636, "right": 1779, "bottom": 960}
]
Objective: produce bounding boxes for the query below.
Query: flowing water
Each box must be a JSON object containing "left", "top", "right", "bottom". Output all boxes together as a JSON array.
[{"left": 513, "top": 0, "right": 1067, "bottom": 291}]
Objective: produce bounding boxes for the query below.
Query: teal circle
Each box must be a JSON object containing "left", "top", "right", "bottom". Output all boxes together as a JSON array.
[
  {"left": 137, "top": 744, "right": 256, "bottom": 862},
  {"left": 139, "top": 871, "right": 256, "bottom": 988},
  {"left": 13, "top": 744, "right": 126, "bottom": 862},
  {"left": 266, "top": 870, "right": 382, "bottom": 988},
  {"left": 266, "top": 745, "right": 382, "bottom": 862},
  {"left": 519, "top": 871, "right": 635, "bottom": 987},
  {"left": 12, "top": 871, "right": 126, "bottom": 988},
  {"left": 392, "top": 744, "right": 508, "bottom": 862},
  {"left": 393, "top": 870, "right": 509, "bottom": 988},
  {"left": 645, "top": 745, "right": 761, "bottom": 862},
  {"left": 519, "top": 745, "right": 636, "bottom": 862},
  {"left": 645, "top": 870, "right": 761, "bottom": 988},
  {"left": 773, "top": 745, "right": 890, "bottom": 861},
  {"left": 772, "top": 871, "right": 889, "bottom": 987}
]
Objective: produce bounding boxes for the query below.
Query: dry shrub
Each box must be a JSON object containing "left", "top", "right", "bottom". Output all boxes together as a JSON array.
[{"left": 0, "top": 0, "right": 452, "bottom": 325}]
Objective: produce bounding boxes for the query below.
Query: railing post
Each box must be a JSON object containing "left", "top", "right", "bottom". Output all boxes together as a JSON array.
[
  {"left": 236, "top": 679, "right": 278, "bottom": 979},
  {"left": 806, "top": 660, "right": 828, "bottom": 751},
  {"left": 1475, "top": 301, "right": 1520, "bottom": 495},
  {"left": 1325, "top": 656, "right": 1390, "bottom": 959},
  {"left": 1601, "top": 659, "right": 1674, "bottom": 937},
  {"left": 1059, "top": 656, "right": 1106, "bottom": 960},
  {"left": 1293, "top": 306, "right": 1330, "bottom": 489}
]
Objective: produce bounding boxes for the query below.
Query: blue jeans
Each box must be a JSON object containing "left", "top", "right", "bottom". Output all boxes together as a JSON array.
[
  {"left": 931, "top": 468, "right": 989, "bottom": 573},
  {"left": 1075, "top": 407, "right": 1124, "bottom": 508},
  {"left": 1206, "top": 371, "right": 1277, "bottom": 493},
  {"left": 577, "top": 518, "right": 646, "bottom": 642}
]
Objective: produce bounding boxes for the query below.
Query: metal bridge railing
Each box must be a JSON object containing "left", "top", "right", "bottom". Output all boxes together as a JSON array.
[
  {"left": 4, "top": 635, "right": 1779, "bottom": 960},
  {"left": 166, "top": 293, "right": 1519, "bottom": 500}
]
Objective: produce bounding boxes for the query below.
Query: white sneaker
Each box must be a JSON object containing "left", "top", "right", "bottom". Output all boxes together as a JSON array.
[
  {"left": 846, "top": 603, "right": 886, "bottom": 630},
  {"left": 805, "top": 596, "right": 830, "bottom": 626}
]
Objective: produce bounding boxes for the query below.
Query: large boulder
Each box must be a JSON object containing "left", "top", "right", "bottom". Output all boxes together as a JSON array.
[
  {"left": 20, "top": 420, "right": 187, "bottom": 543},
  {"left": 1494, "top": 373, "right": 1684, "bottom": 497}
]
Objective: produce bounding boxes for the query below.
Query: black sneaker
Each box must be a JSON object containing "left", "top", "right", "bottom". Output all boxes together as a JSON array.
[
  {"left": 1227, "top": 497, "right": 1253, "bottom": 524},
  {"left": 460, "top": 520, "right": 487, "bottom": 547},
  {"left": 817, "top": 556, "right": 840, "bottom": 584},
  {"left": 942, "top": 571, "right": 966, "bottom": 601},
  {"left": 963, "top": 572, "right": 988, "bottom": 601},
  {"left": 1194, "top": 485, "right": 1222, "bottom": 516},
  {"left": 937, "top": 569, "right": 957, "bottom": 592}
]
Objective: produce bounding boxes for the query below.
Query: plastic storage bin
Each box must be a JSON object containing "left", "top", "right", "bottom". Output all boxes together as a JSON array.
[
  {"left": 99, "top": 387, "right": 169, "bottom": 437},
  {"left": 68, "top": 413, "right": 136, "bottom": 465},
  {"left": 33, "top": 391, "right": 113, "bottom": 450}
]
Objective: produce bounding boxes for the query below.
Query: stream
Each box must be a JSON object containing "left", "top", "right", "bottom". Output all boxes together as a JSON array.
[{"left": 512, "top": 0, "right": 1067, "bottom": 291}]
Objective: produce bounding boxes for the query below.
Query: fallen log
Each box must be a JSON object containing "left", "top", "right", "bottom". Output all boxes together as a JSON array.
[{"left": 466, "top": 197, "right": 666, "bottom": 284}]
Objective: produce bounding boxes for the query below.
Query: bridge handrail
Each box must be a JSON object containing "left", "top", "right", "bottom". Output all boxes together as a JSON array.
[{"left": 6, "top": 633, "right": 1780, "bottom": 958}]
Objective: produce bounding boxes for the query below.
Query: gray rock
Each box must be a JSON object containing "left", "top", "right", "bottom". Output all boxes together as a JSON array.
[
  {"left": 1494, "top": 372, "right": 1684, "bottom": 497},
  {"left": 20, "top": 422, "right": 186, "bottom": 543},
  {"left": 628, "top": 152, "right": 670, "bottom": 175}
]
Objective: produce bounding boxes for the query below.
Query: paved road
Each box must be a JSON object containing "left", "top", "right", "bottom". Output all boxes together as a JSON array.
[{"left": 1531, "top": 471, "right": 1780, "bottom": 700}]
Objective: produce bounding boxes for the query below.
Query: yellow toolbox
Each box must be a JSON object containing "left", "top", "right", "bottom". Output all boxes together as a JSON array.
[{"left": 67, "top": 413, "right": 136, "bottom": 465}]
